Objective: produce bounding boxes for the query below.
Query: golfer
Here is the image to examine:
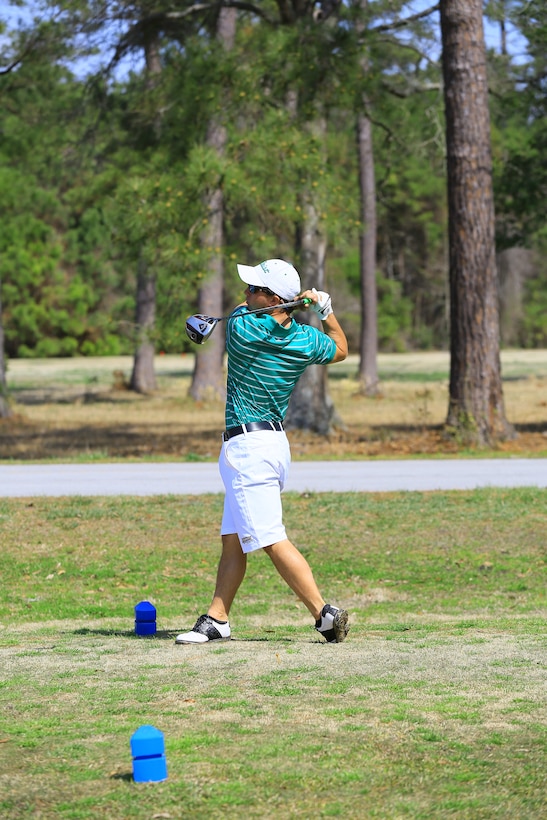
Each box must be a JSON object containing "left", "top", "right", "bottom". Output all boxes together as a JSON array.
[{"left": 176, "top": 258, "right": 349, "bottom": 644}]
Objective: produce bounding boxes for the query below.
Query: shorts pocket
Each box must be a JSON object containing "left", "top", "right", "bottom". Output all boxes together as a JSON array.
[{"left": 222, "top": 437, "right": 251, "bottom": 472}]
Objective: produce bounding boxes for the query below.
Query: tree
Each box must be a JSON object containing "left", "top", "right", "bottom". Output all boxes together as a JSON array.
[
  {"left": 130, "top": 33, "right": 162, "bottom": 394},
  {"left": 0, "top": 19, "right": 126, "bottom": 360},
  {"left": 355, "top": 0, "right": 378, "bottom": 395},
  {"left": 487, "top": 1, "right": 547, "bottom": 347},
  {"left": 263, "top": 6, "right": 346, "bottom": 434},
  {"left": 440, "top": 0, "right": 513, "bottom": 444},
  {"left": 285, "top": 113, "right": 339, "bottom": 435},
  {"left": 355, "top": 1, "right": 444, "bottom": 375},
  {"left": 3, "top": 0, "right": 541, "bottom": 399},
  {"left": 189, "top": 6, "right": 237, "bottom": 403}
]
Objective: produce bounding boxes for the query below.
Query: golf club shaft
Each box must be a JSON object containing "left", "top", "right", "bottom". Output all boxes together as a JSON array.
[
  {"left": 185, "top": 298, "right": 312, "bottom": 344},
  {"left": 226, "top": 297, "right": 311, "bottom": 321}
]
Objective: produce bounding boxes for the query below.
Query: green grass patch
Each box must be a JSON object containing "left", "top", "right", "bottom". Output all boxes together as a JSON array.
[{"left": 0, "top": 488, "right": 546, "bottom": 818}]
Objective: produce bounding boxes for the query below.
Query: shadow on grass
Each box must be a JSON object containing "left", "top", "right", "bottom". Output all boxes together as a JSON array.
[
  {"left": 3, "top": 420, "right": 544, "bottom": 461},
  {"left": 70, "top": 627, "right": 177, "bottom": 640},
  {"left": 70, "top": 627, "right": 303, "bottom": 644},
  {"left": 233, "top": 636, "right": 296, "bottom": 643},
  {"left": 10, "top": 389, "right": 128, "bottom": 406},
  {"left": 0, "top": 423, "right": 219, "bottom": 460}
]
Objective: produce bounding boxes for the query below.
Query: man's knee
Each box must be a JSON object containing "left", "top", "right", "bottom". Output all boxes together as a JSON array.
[{"left": 264, "top": 539, "right": 294, "bottom": 558}]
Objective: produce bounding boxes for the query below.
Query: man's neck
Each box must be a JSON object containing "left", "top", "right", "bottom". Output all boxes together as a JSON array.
[{"left": 271, "top": 308, "right": 291, "bottom": 327}]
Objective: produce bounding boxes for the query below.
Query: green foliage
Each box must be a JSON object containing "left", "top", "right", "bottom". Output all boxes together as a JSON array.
[
  {"left": 487, "top": 3, "right": 547, "bottom": 348},
  {"left": 0, "top": 164, "right": 126, "bottom": 357},
  {"left": 519, "top": 231, "right": 547, "bottom": 347},
  {"left": 376, "top": 273, "right": 413, "bottom": 351},
  {"left": 492, "top": 107, "right": 547, "bottom": 248},
  {"left": 489, "top": 1, "right": 547, "bottom": 249},
  {"left": 0, "top": 2, "right": 543, "bottom": 361},
  {"left": 340, "top": 250, "right": 413, "bottom": 351},
  {"left": 108, "top": 154, "right": 223, "bottom": 351},
  {"left": 223, "top": 112, "right": 355, "bottom": 268},
  {"left": 0, "top": 48, "right": 133, "bottom": 357}
]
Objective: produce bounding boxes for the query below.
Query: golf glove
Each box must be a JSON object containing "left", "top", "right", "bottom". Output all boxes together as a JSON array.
[{"left": 311, "top": 288, "right": 333, "bottom": 320}]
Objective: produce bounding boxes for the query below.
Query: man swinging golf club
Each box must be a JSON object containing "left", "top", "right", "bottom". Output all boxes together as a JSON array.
[{"left": 176, "top": 258, "right": 350, "bottom": 645}]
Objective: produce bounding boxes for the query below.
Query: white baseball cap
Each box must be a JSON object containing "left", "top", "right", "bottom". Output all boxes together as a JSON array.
[{"left": 237, "top": 258, "right": 301, "bottom": 301}]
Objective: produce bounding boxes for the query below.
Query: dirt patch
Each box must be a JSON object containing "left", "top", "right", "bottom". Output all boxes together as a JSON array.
[{"left": 2, "top": 619, "right": 546, "bottom": 727}]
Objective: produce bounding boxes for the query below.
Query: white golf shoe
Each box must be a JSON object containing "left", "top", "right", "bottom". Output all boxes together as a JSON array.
[{"left": 175, "top": 614, "right": 231, "bottom": 644}]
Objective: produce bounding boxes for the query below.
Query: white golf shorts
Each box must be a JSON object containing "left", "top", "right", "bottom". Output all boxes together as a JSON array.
[{"left": 219, "top": 429, "right": 291, "bottom": 553}]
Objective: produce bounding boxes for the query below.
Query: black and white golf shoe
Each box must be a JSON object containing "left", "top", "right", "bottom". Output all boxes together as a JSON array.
[
  {"left": 175, "top": 614, "right": 231, "bottom": 645},
  {"left": 315, "top": 604, "right": 349, "bottom": 643}
]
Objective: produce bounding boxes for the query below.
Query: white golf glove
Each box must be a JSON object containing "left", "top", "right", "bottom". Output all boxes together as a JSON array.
[{"left": 310, "top": 288, "right": 333, "bottom": 320}]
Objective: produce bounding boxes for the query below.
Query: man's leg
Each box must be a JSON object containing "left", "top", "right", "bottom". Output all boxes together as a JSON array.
[
  {"left": 207, "top": 533, "right": 247, "bottom": 622},
  {"left": 264, "top": 539, "right": 325, "bottom": 620},
  {"left": 175, "top": 533, "right": 246, "bottom": 644}
]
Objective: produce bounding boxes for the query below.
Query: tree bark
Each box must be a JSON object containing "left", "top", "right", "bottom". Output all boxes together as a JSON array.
[
  {"left": 440, "top": 0, "right": 514, "bottom": 444},
  {"left": 355, "top": 0, "right": 379, "bottom": 396},
  {"left": 188, "top": 156, "right": 227, "bottom": 402},
  {"left": 130, "top": 33, "right": 162, "bottom": 395},
  {"left": 130, "top": 255, "right": 157, "bottom": 393},
  {"left": 189, "top": 7, "right": 236, "bottom": 403},
  {"left": 356, "top": 110, "right": 379, "bottom": 395}
]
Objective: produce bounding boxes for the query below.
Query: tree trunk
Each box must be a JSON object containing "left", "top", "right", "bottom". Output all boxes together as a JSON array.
[
  {"left": 189, "top": 182, "right": 227, "bottom": 402},
  {"left": 285, "top": 192, "right": 337, "bottom": 435},
  {"left": 440, "top": 0, "right": 514, "bottom": 445},
  {"left": 130, "top": 255, "right": 157, "bottom": 393},
  {"left": 499, "top": 0, "right": 507, "bottom": 56},
  {"left": 283, "top": 108, "right": 337, "bottom": 435},
  {"left": 189, "top": 7, "right": 236, "bottom": 403},
  {"left": 130, "top": 32, "right": 162, "bottom": 394},
  {"left": 356, "top": 110, "right": 378, "bottom": 395},
  {"left": 0, "top": 277, "right": 11, "bottom": 418},
  {"left": 355, "top": 0, "right": 378, "bottom": 396},
  {"left": 269, "top": 5, "right": 344, "bottom": 435}
]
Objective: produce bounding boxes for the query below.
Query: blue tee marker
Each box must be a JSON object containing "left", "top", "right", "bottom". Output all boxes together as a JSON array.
[
  {"left": 130, "top": 725, "right": 168, "bottom": 782},
  {"left": 134, "top": 600, "right": 156, "bottom": 636}
]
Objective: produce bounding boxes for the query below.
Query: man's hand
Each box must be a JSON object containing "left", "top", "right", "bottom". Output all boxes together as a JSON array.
[{"left": 309, "top": 288, "right": 333, "bottom": 320}]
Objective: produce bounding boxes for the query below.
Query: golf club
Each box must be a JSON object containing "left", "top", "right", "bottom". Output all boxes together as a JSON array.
[{"left": 185, "top": 297, "right": 312, "bottom": 344}]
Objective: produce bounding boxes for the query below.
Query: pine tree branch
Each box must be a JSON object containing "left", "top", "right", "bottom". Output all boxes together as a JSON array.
[
  {"left": 382, "top": 80, "right": 441, "bottom": 98},
  {"left": 370, "top": 3, "right": 440, "bottom": 34}
]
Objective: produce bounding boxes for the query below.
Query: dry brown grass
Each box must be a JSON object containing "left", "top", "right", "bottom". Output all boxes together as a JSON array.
[{"left": 1, "top": 353, "right": 546, "bottom": 460}]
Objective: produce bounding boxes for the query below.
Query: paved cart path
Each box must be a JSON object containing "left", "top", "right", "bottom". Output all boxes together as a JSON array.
[{"left": 0, "top": 459, "right": 545, "bottom": 497}]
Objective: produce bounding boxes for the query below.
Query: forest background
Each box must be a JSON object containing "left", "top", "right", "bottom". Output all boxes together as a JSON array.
[{"left": 0, "top": 1, "right": 545, "bottom": 375}]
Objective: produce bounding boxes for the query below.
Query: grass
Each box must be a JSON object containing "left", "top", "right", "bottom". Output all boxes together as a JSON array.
[
  {"left": 1, "top": 353, "right": 546, "bottom": 816},
  {"left": 1, "top": 489, "right": 546, "bottom": 818}
]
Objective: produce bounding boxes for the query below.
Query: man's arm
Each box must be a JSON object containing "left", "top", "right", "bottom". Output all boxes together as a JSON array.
[
  {"left": 300, "top": 289, "right": 348, "bottom": 363},
  {"left": 321, "top": 312, "right": 348, "bottom": 363}
]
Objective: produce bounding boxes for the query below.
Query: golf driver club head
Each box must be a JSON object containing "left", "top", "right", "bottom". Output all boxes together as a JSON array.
[{"left": 185, "top": 314, "right": 218, "bottom": 344}]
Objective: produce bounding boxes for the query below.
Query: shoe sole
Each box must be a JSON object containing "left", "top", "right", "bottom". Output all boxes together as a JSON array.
[
  {"left": 175, "top": 636, "right": 231, "bottom": 645},
  {"left": 332, "top": 609, "right": 349, "bottom": 642}
]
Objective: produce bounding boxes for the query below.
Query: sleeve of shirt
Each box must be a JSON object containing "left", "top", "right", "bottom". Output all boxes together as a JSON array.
[
  {"left": 225, "top": 306, "right": 253, "bottom": 346},
  {"left": 304, "top": 324, "right": 338, "bottom": 364}
]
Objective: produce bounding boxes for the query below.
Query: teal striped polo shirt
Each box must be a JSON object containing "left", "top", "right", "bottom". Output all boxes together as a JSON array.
[{"left": 225, "top": 307, "right": 337, "bottom": 428}]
